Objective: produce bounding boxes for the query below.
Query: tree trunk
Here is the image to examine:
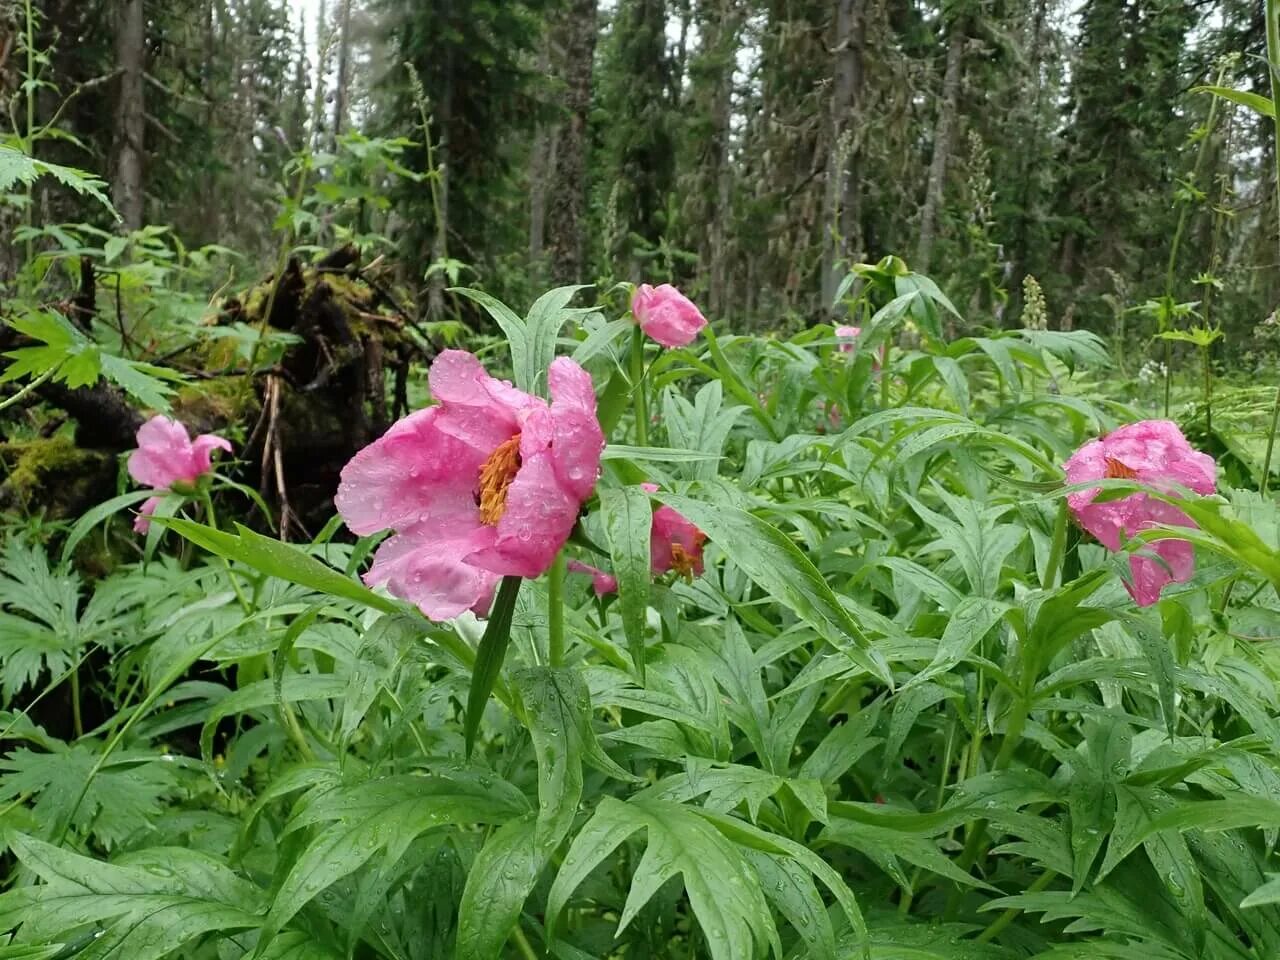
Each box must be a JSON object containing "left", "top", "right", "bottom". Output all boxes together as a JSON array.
[
  {"left": 820, "top": 0, "right": 867, "bottom": 311},
  {"left": 915, "top": 20, "right": 965, "bottom": 275},
  {"left": 112, "top": 0, "right": 146, "bottom": 231},
  {"left": 0, "top": 8, "right": 20, "bottom": 284},
  {"left": 427, "top": 54, "right": 453, "bottom": 317},
  {"left": 527, "top": 38, "right": 556, "bottom": 268},
  {"left": 546, "top": 0, "right": 598, "bottom": 285},
  {"left": 332, "top": 0, "right": 354, "bottom": 141}
]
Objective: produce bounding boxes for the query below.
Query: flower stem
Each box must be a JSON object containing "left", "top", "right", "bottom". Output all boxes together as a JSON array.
[
  {"left": 0, "top": 366, "right": 55, "bottom": 413},
  {"left": 547, "top": 552, "right": 567, "bottom": 668},
  {"left": 70, "top": 663, "right": 83, "bottom": 739},
  {"left": 975, "top": 869, "right": 1056, "bottom": 943},
  {"left": 630, "top": 325, "right": 649, "bottom": 447},
  {"left": 202, "top": 493, "right": 251, "bottom": 613},
  {"left": 1042, "top": 498, "right": 1070, "bottom": 590}
]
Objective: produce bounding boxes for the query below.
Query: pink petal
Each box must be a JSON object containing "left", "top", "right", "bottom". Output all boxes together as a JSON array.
[
  {"left": 651, "top": 503, "right": 705, "bottom": 576},
  {"left": 190, "top": 434, "right": 233, "bottom": 476},
  {"left": 335, "top": 407, "right": 485, "bottom": 536},
  {"left": 429, "top": 350, "right": 534, "bottom": 452},
  {"left": 633, "top": 283, "right": 707, "bottom": 348},
  {"left": 128, "top": 416, "right": 196, "bottom": 489},
  {"left": 465, "top": 453, "right": 578, "bottom": 578},
  {"left": 1127, "top": 537, "right": 1195, "bottom": 607},
  {"left": 835, "top": 325, "right": 861, "bottom": 353},
  {"left": 133, "top": 495, "right": 162, "bottom": 534},
  {"left": 568, "top": 560, "right": 618, "bottom": 596},
  {"left": 364, "top": 525, "right": 501, "bottom": 621},
  {"left": 544, "top": 360, "right": 604, "bottom": 501}
]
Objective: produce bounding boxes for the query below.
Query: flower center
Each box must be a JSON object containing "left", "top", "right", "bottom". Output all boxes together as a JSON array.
[
  {"left": 668, "top": 533, "right": 707, "bottom": 580},
  {"left": 476, "top": 435, "right": 522, "bottom": 526},
  {"left": 1104, "top": 457, "right": 1138, "bottom": 480}
]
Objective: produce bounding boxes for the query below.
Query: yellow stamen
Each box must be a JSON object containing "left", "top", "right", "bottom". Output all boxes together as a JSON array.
[
  {"left": 1104, "top": 457, "right": 1138, "bottom": 480},
  {"left": 669, "top": 533, "right": 706, "bottom": 580},
  {"left": 476, "top": 435, "right": 522, "bottom": 525}
]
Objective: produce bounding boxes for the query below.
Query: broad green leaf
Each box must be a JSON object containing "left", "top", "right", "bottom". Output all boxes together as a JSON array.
[
  {"left": 266, "top": 772, "right": 529, "bottom": 932},
  {"left": 653, "top": 493, "right": 891, "bottom": 685},
  {"left": 1191, "top": 84, "right": 1275, "bottom": 118},
  {"left": 464, "top": 575, "right": 521, "bottom": 754},
  {"left": 601, "top": 486, "right": 651, "bottom": 679},
  {"left": 904, "top": 596, "right": 1008, "bottom": 688},
  {"left": 546, "top": 797, "right": 779, "bottom": 960},
  {"left": 0, "top": 835, "right": 263, "bottom": 960},
  {"left": 455, "top": 815, "right": 543, "bottom": 960}
]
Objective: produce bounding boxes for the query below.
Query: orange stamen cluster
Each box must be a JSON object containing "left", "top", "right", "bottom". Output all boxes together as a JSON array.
[
  {"left": 477, "top": 435, "right": 522, "bottom": 525},
  {"left": 1104, "top": 457, "right": 1138, "bottom": 480},
  {"left": 668, "top": 532, "right": 707, "bottom": 580}
]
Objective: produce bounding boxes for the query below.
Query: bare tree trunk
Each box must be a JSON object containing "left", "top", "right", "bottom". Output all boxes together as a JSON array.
[
  {"left": 915, "top": 20, "right": 965, "bottom": 274},
  {"left": 527, "top": 39, "right": 555, "bottom": 268},
  {"left": 546, "top": 0, "right": 598, "bottom": 285},
  {"left": 699, "top": 0, "right": 743, "bottom": 316},
  {"left": 0, "top": 9, "right": 20, "bottom": 284},
  {"left": 427, "top": 57, "right": 453, "bottom": 317},
  {"left": 820, "top": 0, "right": 867, "bottom": 311},
  {"left": 311, "top": 0, "right": 329, "bottom": 151},
  {"left": 332, "top": 0, "right": 354, "bottom": 141},
  {"left": 112, "top": 0, "right": 146, "bottom": 231}
]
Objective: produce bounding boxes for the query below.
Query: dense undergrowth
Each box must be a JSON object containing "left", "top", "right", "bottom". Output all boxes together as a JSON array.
[{"left": 3, "top": 251, "right": 1280, "bottom": 960}]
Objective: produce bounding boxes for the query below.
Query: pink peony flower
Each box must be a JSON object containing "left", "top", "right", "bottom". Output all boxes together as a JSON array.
[
  {"left": 642, "top": 483, "right": 706, "bottom": 579},
  {"left": 335, "top": 350, "right": 605, "bottom": 621},
  {"left": 632, "top": 284, "right": 708, "bottom": 348},
  {"left": 1063, "top": 420, "right": 1216, "bottom": 606},
  {"left": 568, "top": 560, "right": 619, "bottom": 597},
  {"left": 835, "top": 325, "right": 862, "bottom": 353},
  {"left": 127, "top": 416, "right": 232, "bottom": 533}
]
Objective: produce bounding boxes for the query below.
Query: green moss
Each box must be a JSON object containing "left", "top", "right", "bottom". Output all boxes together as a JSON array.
[
  {"left": 0, "top": 436, "right": 113, "bottom": 516},
  {"left": 174, "top": 375, "right": 258, "bottom": 426}
]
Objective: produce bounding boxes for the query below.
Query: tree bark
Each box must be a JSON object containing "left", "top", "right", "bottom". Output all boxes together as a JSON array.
[
  {"left": 527, "top": 38, "right": 556, "bottom": 267},
  {"left": 112, "top": 0, "right": 147, "bottom": 231},
  {"left": 332, "top": 0, "right": 354, "bottom": 141},
  {"left": 546, "top": 0, "right": 598, "bottom": 285},
  {"left": 0, "top": 9, "right": 20, "bottom": 284},
  {"left": 914, "top": 20, "right": 965, "bottom": 275},
  {"left": 820, "top": 0, "right": 867, "bottom": 311}
]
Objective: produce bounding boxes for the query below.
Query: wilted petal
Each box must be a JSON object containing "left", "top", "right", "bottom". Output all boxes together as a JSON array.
[{"left": 133, "top": 495, "right": 162, "bottom": 534}]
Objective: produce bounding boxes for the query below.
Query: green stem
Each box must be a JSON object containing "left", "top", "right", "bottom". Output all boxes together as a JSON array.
[
  {"left": 511, "top": 926, "right": 538, "bottom": 960},
  {"left": 202, "top": 493, "right": 251, "bottom": 613},
  {"left": 69, "top": 663, "right": 83, "bottom": 739},
  {"left": 547, "top": 551, "right": 567, "bottom": 668},
  {"left": 1162, "top": 337, "right": 1172, "bottom": 419},
  {"left": 630, "top": 325, "right": 650, "bottom": 447},
  {"left": 975, "top": 869, "right": 1056, "bottom": 943},
  {"left": 1263, "top": 0, "right": 1280, "bottom": 494},
  {"left": 0, "top": 366, "right": 55, "bottom": 412},
  {"left": 1042, "top": 498, "right": 1069, "bottom": 591},
  {"left": 1203, "top": 344, "right": 1212, "bottom": 436},
  {"left": 879, "top": 342, "right": 890, "bottom": 409}
]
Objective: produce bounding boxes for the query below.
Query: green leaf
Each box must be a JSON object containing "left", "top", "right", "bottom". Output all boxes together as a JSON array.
[
  {"left": 0, "top": 146, "right": 119, "bottom": 219},
  {"left": 601, "top": 486, "right": 651, "bottom": 679},
  {"left": 546, "top": 797, "right": 780, "bottom": 960},
  {"left": 1191, "top": 84, "right": 1275, "bottom": 118},
  {"left": 0, "top": 834, "right": 264, "bottom": 960},
  {"left": 653, "top": 493, "right": 892, "bottom": 686},
  {"left": 1242, "top": 875, "right": 1280, "bottom": 909},
  {"left": 464, "top": 575, "right": 521, "bottom": 754},
  {"left": 456, "top": 815, "right": 543, "bottom": 960},
  {"left": 161, "top": 520, "right": 400, "bottom": 614},
  {"left": 266, "top": 772, "right": 529, "bottom": 932},
  {"left": 523, "top": 284, "right": 592, "bottom": 396},
  {"left": 904, "top": 596, "right": 1008, "bottom": 689},
  {"left": 60, "top": 490, "right": 159, "bottom": 563}
]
